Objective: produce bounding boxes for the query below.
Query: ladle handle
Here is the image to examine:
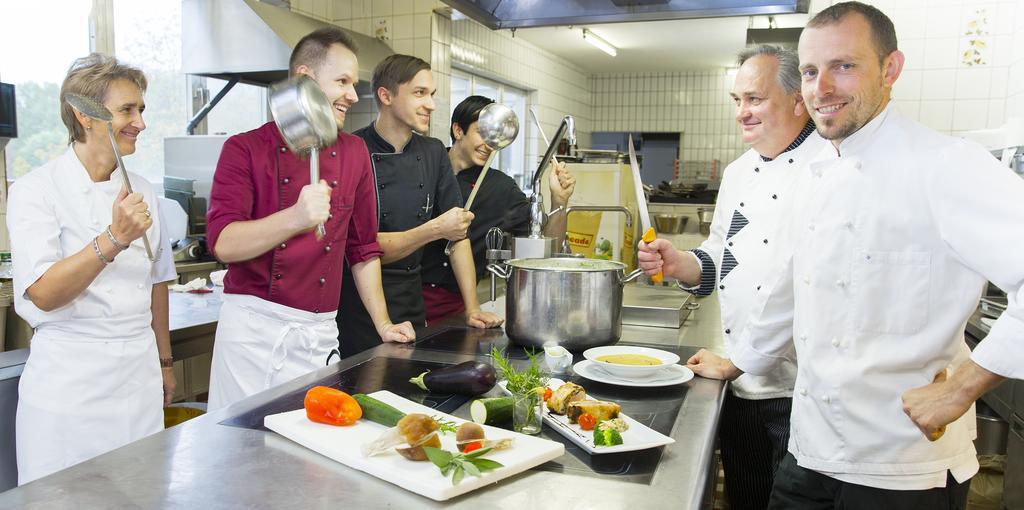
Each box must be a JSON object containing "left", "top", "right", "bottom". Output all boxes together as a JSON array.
[
  {"left": 310, "top": 147, "right": 325, "bottom": 241},
  {"left": 444, "top": 150, "right": 500, "bottom": 256},
  {"left": 106, "top": 123, "right": 155, "bottom": 261}
]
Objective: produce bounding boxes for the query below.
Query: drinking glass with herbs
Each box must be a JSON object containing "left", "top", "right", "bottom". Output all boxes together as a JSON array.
[{"left": 491, "top": 347, "right": 549, "bottom": 435}]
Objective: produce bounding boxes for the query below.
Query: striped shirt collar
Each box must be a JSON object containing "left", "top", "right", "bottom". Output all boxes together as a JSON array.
[{"left": 759, "top": 120, "right": 817, "bottom": 162}]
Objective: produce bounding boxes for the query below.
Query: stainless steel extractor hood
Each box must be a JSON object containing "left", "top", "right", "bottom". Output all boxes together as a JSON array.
[
  {"left": 182, "top": 0, "right": 392, "bottom": 85},
  {"left": 442, "top": 0, "right": 810, "bottom": 29}
]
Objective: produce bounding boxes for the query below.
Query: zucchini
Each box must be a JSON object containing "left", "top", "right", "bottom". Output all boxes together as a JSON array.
[
  {"left": 470, "top": 397, "right": 513, "bottom": 425},
  {"left": 353, "top": 394, "right": 406, "bottom": 427}
]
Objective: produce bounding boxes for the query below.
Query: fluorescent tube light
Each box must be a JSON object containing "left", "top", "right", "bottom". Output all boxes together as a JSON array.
[{"left": 582, "top": 28, "right": 617, "bottom": 57}]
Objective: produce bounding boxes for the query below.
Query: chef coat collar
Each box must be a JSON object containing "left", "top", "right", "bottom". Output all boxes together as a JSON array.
[
  {"left": 362, "top": 121, "right": 411, "bottom": 154},
  {"left": 63, "top": 145, "right": 123, "bottom": 193},
  {"left": 828, "top": 101, "right": 894, "bottom": 158},
  {"left": 759, "top": 120, "right": 817, "bottom": 162}
]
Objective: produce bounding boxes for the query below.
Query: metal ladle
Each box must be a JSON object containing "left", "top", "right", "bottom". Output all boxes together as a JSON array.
[
  {"left": 65, "top": 92, "right": 155, "bottom": 261},
  {"left": 443, "top": 102, "right": 519, "bottom": 256},
  {"left": 269, "top": 75, "right": 339, "bottom": 241}
]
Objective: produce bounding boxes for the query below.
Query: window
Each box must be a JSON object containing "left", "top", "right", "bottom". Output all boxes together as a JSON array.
[
  {"left": 202, "top": 78, "right": 268, "bottom": 137},
  {"left": 450, "top": 70, "right": 529, "bottom": 189},
  {"left": 113, "top": 0, "right": 187, "bottom": 184},
  {"left": 1, "top": 1, "right": 91, "bottom": 180}
]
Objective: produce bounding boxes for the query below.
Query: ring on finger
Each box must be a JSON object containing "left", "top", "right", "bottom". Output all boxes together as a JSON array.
[{"left": 143, "top": 210, "right": 151, "bottom": 218}]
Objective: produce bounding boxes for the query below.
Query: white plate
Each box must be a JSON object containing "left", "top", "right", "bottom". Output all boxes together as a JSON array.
[
  {"left": 498, "top": 379, "right": 675, "bottom": 455},
  {"left": 264, "top": 390, "right": 564, "bottom": 501},
  {"left": 573, "top": 360, "right": 694, "bottom": 387}
]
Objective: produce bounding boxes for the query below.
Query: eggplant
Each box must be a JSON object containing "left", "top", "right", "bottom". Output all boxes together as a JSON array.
[{"left": 409, "top": 361, "right": 496, "bottom": 396}]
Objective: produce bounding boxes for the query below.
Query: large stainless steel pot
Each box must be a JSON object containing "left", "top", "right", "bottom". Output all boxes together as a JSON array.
[{"left": 488, "top": 258, "right": 643, "bottom": 351}]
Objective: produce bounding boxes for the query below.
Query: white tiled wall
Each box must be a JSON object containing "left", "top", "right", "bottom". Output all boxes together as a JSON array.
[
  {"left": 449, "top": 18, "right": 594, "bottom": 174},
  {"left": 857, "top": 0, "right": 1020, "bottom": 134},
  {"left": 590, "top": 71, "right": 746, "bottom": 166},
  {"left": 1007, "top": 1, "right": 1024, "bottom": 120}
]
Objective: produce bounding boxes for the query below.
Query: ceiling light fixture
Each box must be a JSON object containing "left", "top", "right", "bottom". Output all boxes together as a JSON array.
[{"left": 582, "top": 28, "right": 617, "bottom": 57}]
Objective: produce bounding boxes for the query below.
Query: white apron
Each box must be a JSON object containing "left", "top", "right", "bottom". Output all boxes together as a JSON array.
[
  {"left": 207, "top": 294, "right": 339, "bottom": 411},
  {"left": 16, "top": 330, "right": 162, "bottom": 485}
]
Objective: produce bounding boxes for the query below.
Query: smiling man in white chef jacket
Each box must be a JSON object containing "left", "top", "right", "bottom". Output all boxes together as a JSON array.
[
  {"left": 679, "top": 2, "right": 1024, "bottom": 508},
  {"left": 638, "top": 45, "right": 822, "bottom": 509}
]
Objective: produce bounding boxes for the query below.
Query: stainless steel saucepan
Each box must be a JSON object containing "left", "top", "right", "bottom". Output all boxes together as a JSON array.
[
  {"left": 443, "top": 102, "right": 519, "bottom": 256},
  {"left": 269, "top": 75, "right": 338, "bottom": 240},
  {"left": 488, "top": 258, "right": 644, "bottom": 351},
  {"left": 65, "top": 92, "right": 155, "bottom": 261}
]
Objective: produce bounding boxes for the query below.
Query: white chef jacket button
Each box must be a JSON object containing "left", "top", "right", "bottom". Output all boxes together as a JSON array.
[
  {"left": 836, "top": 279, "right": 847, "bottom": 287},
  {"left": 808, "top": 223, "right": 815, "bottom": 231},
  {"left": 853, "top": 161, "right": 862, "bottom": 170},
  {"left": 844, "top": 221, "right": 854, "bottom": 229},
  {"left": 800, "top": 333, "right": 808, "bottom": 341},
  {"left": 803, "top": 277, "right": 810, "bottom": 285},
  {"left": 831, "top": 337, "right": 840, "bottom": 347},
  {"left": 137, "top": 283, "right": 144, "bottom": 290},
  {"left": 800, "top": 388, "right": 807, "bottom": 396},
  {"left": 822, "top": 395, "right": 831, "bottom": 403}
]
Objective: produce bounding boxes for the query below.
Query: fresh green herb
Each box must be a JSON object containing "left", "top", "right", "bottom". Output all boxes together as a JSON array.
[
  {"left": 432, "top": 416, "right": 459, "bottom": 435},
  {"left": 423, "top": 446, "right": 504, "bottom": 485},
  {"left": 490, "top": 346, "right": 549, "bottom": 395}
]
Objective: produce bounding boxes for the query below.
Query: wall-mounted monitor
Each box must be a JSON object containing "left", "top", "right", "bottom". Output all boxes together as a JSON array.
[{"left": 0, "top": 82, "right": 17, "bottom": 138}]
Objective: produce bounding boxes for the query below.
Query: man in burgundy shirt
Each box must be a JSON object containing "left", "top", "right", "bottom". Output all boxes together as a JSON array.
[{"left": 205, "top": 28, "right": 415, "bottom": 411}]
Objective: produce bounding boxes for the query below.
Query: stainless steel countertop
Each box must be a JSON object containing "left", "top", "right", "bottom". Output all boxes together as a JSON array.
[{"left": 0, "top": 286, "right": 726, "bottom": 509}]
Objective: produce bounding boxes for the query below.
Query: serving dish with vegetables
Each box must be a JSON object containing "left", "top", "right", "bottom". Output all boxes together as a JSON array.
[
  {"left": 494, "top": 379, "right": 675, "bottom": 455},
  {"left": 264, "top": 388, "right": 564, "bottom": 501}
]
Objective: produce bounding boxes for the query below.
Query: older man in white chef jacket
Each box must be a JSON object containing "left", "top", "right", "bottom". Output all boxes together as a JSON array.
[
  {"left": 638, "top": 45, "right": 823, "bottom": 509},
  {"left": 678, "top": 2, "right": 1024, "bottom": 508}
]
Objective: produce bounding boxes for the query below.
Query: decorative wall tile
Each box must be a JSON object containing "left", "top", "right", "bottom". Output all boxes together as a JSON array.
[{"left": 960, "top": 7, "right": 990, "bottom": 67}]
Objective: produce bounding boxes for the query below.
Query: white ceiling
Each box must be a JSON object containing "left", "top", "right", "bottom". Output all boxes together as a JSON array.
[{"left": 511, "top": 12, "right": 813, "bottom": 74}]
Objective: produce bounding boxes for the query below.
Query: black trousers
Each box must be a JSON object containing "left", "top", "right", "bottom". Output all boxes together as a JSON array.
[
  {"left": 719, "top": 391, "right": 793, "bottom": 510},
  {"left": 768, "top": 453, "right": 971, "bottom": 510}
]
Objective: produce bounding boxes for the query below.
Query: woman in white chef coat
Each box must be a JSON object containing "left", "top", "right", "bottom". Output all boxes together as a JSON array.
[{"left": 6, "top": 53, "right": 177, "bottom": 485}]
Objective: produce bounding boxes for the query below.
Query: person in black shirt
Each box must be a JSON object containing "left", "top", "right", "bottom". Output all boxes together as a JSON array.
[
  {"left": 337, "top": 58, "right": 503, "bottom": 358},
  {"left": 421, "top": 95, "right": 576, "bottom": 322}
]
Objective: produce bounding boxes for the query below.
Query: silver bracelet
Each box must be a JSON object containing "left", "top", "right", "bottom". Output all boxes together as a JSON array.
[
  {"left": 105, "top": 226, "right": 128, "bottom": 251},
  {"left": 92, "top": 236, "right": 112, "bottom": 265}
]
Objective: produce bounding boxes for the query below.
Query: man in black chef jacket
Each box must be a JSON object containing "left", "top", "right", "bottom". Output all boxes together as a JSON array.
[
  {"left": 337, "top": 55, "right": 503, "bottom": 358},
  {"left": 420, "top": 95, "right": 577, "bottom": 322}
]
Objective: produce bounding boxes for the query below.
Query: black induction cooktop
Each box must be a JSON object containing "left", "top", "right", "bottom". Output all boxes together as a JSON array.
[{"left": 219, "top": 356, "right": 471, "bottom": 431}]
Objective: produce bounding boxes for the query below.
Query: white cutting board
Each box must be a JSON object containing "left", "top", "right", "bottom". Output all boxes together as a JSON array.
[{"left": 264, "top": 390, "right": 565, "bottom": 501}]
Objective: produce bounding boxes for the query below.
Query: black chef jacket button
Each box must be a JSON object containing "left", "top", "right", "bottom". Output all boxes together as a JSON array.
[
  {"left": 416, "top": 155, "right": 422, "bottom": 161},
  {"left": 331, "top": 180, "right": 338, "bottom": 187},
  {"left": 757, "top": 285, "right": 762, "bottom": 291},
  {"left": 419, "top": 183, "right": 424, "bottom": 188},
  {"left": 763, "top": 239, "right": 768, "bottom": 244},
  {"left": 739, "top": 202, "right": 744, "bottom": 207},
  {"left": 283, "top": 177, "right": 290, "bottom": 184},
  {"left": 406, "top": 266, "right": 412, "bottom": 271},
  {"left": 324, "top": 245, "right": 331, "bottom": 252},
  {"left": 279, "top": 243, "right": 286, "bottom": 249},
  {"left": 331, "top": 151, "right": 337, "bottom": 157},
  {"left": 382, "top": 212, "right": 388, "bottom": 218},
  {"left": 279, "top": 147, "right": 287, "bottom": 153},
  {"left": 754, "top": 167, "right": 760, "bottom": 173},
  {"left": 379, "top": 183, "right": 385, "bottom": 190},
  {"left": 275, "top": 273, "right": 282, "bottom": 280},
  {"left": 772, "top": 194, "right": 778, "bottom": 199},
  {"left": 416, "top": 213, "right": 422, "bottom": 218},
  {"left": 728, "top": 241, "right": 733, "bottom": 247},
  {"left": 788, "top": 158, "right": 794, "bottom": 164},
  {"left": 725, "top": 328, "right": 731, "bottom": 334},
  {"left": 719, "top": 284, "right": 725, "bottom": 290},
  {"left": 319, "top": 277, "right": 326, "bottom": 285}
]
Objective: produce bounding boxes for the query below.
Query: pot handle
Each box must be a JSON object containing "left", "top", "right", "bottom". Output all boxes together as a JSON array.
[
  {"left": 487, "top": 263, "right": 511, "bottom": 280},
  {"left": 621, "top": 268, "right": 645, "bottom": 285}
]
